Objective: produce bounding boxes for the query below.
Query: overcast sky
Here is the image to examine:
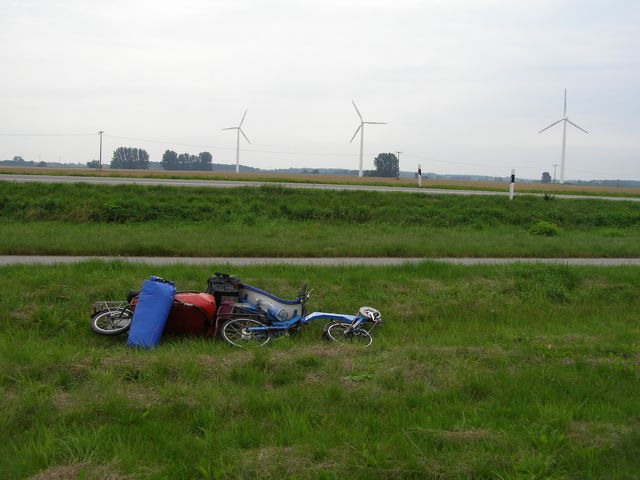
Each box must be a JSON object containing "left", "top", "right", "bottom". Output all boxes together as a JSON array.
[{"left": 1, "top": 0, "right": 638, "bottom": 180}]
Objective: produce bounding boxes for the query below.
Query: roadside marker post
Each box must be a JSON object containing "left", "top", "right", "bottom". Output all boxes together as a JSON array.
[
  {"left": 418, "top": 164, "right": 422, "bottom": 187},
  {"left": 509, "top": 169, "right": 516, "bottom": 200}
]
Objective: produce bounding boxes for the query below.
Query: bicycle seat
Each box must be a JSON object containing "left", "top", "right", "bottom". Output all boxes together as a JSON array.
[{"left": 126, "top": 290, "right": 140, "bottom": 303}]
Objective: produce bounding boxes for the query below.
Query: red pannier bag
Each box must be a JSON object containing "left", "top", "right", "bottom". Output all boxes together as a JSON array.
[{"left": 164, "top": 292, "right": 217, "bottom": 336}]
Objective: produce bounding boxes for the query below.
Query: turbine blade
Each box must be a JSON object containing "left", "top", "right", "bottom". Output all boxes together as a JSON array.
[
  {"left": 352, "top": 100, "right": 363, "bottom": 121},
  {"left": 563, "top": 88, "right": 567, "bottom": 117},
  {"left": 239, "top": 109, "right": 248, "bottom": 127},
  {"left": 221, "top": 127, "right": 237, "bottom": 131},
  {"left": 365, "top": 122, "right": 387, "bottom": 125},
  {"left": 538, "top": 119, "right": 563, "bottom": 133},
  {"left": 567, "top": 119, "right": 589, "bottom": 134},
  {"left": 349, "top": 124, "right": 362, "bottom": 143},
  {"left": 240, "top": 129, "right": 251, "bottom": 144}
]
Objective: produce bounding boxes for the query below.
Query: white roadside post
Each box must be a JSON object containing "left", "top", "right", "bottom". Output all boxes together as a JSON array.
[
  {"left": 509, "top": 169, "right": 516, "bottom": 200},
  {"left": 418, "top": 164, "right": 422, "bottom": 187}
]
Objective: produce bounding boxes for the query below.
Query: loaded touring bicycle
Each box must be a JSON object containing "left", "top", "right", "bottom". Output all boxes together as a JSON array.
[{"left": 91, "top": 273, "right": 382, "bottom": 347}]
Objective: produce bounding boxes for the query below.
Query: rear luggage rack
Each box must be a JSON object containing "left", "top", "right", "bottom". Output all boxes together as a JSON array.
[{"left": 92, "top": 300, "right": 129, "bottom": 314}]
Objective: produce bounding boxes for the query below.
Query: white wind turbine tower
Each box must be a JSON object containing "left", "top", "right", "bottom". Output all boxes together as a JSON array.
[
  {"left": 349, "top": 100, "right": 387, "bottom": 177},
  {"left": 538, "top": 89, "right": 588, "bottom": 184},
  {"left": 222, "top": 109, "right": 251, "bottom": 173}
]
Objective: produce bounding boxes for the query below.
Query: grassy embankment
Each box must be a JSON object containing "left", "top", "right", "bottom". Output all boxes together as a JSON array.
[
  {"left": 1, "top": 182, "right": 639, "bottom": 257},
  {"left": 1, "top": 261, "right": 638, "bottom": 479},
  {"left": 3, "top": 166, "right": 640, "bottom": 197}
]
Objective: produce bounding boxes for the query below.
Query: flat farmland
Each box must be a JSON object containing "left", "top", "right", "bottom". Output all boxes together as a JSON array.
[{"left": 3, "top": 166, "right": 640, "bottom": 196}]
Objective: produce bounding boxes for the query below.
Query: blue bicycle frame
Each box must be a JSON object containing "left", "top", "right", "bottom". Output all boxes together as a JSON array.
[{"left": 234, "top": 284, "right": 377, "bottom": 336}]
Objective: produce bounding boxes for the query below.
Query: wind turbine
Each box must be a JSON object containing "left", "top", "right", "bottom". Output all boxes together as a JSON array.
[
  {"left": 222, "top": 109, "right": 250, "bottom": 173},
  {"left": 538, "top": 89, "right": 588, "bottom": 184},
  {"left": 349, "top": 100, "right": 387, "bottom": 177}
]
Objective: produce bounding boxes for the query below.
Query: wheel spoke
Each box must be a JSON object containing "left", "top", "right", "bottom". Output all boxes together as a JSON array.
[
  {"left": 325, "top": 322, "right": 372, "bottom": 347},
  {"left": 222, "top": 318, "right": 271, "bottom": 347},
  {"left": 91, "top": 309, "right": 132, "bottom": 336}
]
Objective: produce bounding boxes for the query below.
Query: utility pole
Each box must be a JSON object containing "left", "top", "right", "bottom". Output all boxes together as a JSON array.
[
  {"left": 552, "top": 164, "right": 558, "bottom": 184},
  {"left": 98, "top": 131, "right": 104, "bottom": 171},
  {"left": 395, "top": 151, "right": 402, "bottom": 181}
]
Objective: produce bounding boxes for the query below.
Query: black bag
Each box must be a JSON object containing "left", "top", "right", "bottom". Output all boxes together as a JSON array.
[{"left": 206, "top": 273, "right": 241, "bottom": 305}]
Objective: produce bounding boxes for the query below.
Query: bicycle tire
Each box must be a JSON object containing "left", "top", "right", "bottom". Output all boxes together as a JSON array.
[
  {"left": 221, "top": 318, "right": 272, "bottom": 347},
  {"left": 91, "top": 308, "right": 133, "bottom": 336},
  {"left": 323, "top": 322, "right": 373, "bottom": 347}
]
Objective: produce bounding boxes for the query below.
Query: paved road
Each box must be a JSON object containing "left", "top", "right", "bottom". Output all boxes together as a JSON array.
[
  {"left": 2, "top": 174, "right": 639, "bottom": 202},
  {"left": 2, "top": 256, "right": 640, "bottom": 266}
]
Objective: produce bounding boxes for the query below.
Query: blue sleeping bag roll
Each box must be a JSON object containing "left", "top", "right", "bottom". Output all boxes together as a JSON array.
[{"left": 127, "top": 276, "right": 176, "bottom": 349}]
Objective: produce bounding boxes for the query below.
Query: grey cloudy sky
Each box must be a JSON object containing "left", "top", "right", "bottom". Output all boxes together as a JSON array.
[{"left": 1, "top": 0, "right": 638, "bottom": 180}]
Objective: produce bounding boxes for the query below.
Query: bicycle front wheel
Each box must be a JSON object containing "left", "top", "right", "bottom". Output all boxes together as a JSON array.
[
  {"left": 221, "top": 318, "right": 272, "bottom": 347},
  {"left": 323, "top": 322, "right": 373, "bottom": 347},
  {"left": 91, "top": 308, "right": 133, "bottom": 336}
]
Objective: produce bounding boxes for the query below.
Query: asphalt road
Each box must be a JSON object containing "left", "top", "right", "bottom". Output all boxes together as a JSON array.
[
  {"left": 2, "top": 174, "right": 639, "bottom": 201},
  {"left": 1, "top": 256, "right": 639, "bottom": 266}
]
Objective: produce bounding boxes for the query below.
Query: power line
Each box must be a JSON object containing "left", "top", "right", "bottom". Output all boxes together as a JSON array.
[
  {"left": 0, "top": 133, "right": 94, "bottom": 137},
  {"left": 104, "top": 134, "right": 226, "bottom": 150},
  {"left": 0, "top": 131, "right": 364, "bottom": 159},
  {"left": 570, "top": 167, "right": 615, "bottom": 177},
  {"left": 104, "top": 134, "right": 356, "bottom": 157},
  {"left": 2, "top": 132, "right": 613, "bottom": 176},
  {"left": 245, "top": 148, "right": 355, "bottom": 157},
  {"left": 402, "top": 153, "right": 547, "bottom": 171}
]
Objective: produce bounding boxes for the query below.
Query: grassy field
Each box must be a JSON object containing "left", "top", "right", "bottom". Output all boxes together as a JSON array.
[
  {"left": 3, "top": 221, "right": 640, "bottom": 258},
  {"left": 1, "top": 261, "right": 638, "bottom": 479},
  {"left": 1, "top": 182, "right": 640, "bottom": 257},
  {"left": 3, "top": 166, "right": 640, "bottom": 197}
]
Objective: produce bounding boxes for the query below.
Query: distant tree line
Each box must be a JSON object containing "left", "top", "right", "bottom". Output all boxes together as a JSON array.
[
  {"left": 111, "top": 147, "right": 150, "bottom": 169},
  {"left": 364, "top": 153, "right": 400, "bottom": 178},
  {"left": 0, "top": 156, "right": 46, "bottom": 167},
  {"left": 106, "top": 148, "right": 213, "bottom": 171},
  {"left": 161, "top": 150, "right": 213, "bottom": 171}
]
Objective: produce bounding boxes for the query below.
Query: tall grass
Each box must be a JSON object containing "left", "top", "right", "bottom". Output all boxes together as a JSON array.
[
  {"left": 1, "top": 182, "right": 640, "bottom": 257},
  {"left": 1, "top": 221, "right": 640, "bottom": 257},
  {"left": 1, "top": 261, "right": 639, "bottom": 479},
  {"left": 1, "top": 182, "right": 639, "bottom": 227}
]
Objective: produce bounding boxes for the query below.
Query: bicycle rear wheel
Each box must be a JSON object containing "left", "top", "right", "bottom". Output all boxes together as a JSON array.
[
  {"left": 323, "top": 322, "right": 373, "bottom": 347},
  {"left": 221, "top": 318, "right": 272, "bottom": 347},
  {"left": 91, "top": 308, "right": 133, "bottom": 336}
]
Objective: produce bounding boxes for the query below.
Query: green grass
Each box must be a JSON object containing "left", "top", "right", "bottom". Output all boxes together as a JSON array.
[
  {"left": 1, "top": 182, "right": 640, "bottom": 257},
  {"left": 2, "top": 221, "right": 640, "bottom": 257},
  {"left": 2, "top": 182, "right": 640, "bottom": 227},
  {"left": 1, "top": 261, "right": 639, "bottom": 479}
]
